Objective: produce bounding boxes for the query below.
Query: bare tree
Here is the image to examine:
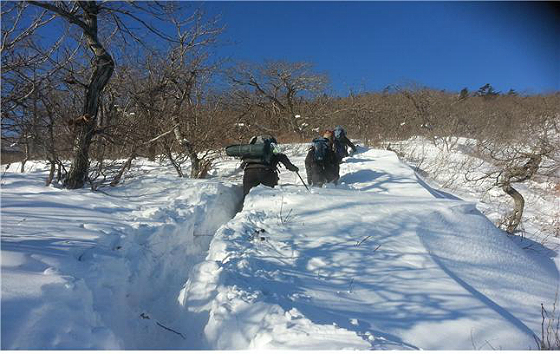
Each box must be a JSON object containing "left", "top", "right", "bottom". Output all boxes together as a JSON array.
[
  {"left": 1, "top": 2, "right": 63, "bottom": 167},
  {"left": 161, "top": 14, "right": 223, "bottom": 177},
  {"left": 226, "top": 60, "right": 329, "bottom": 138},
  {"left": 22, "top": 1, "right": 221, "bottom": 187},
  {"left": 100, "top": 10, "right": 223, "bottom": 180},
  {"left": 25, "top": 1, "right": 115, "bottom": 188},
  {"left": 461, "top": 96, "right": 560, "bottom": 233}
]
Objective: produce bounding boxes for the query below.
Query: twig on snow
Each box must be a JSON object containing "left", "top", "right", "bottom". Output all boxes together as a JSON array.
[
  {"left": 156, "top": 321, "right": 186, "bottom": 340},
  {"left": 140, "top": 312, "right": 186, "bottom": 340},
  {"left": 356, "top": 235, "right": 372, "bottom": 246}
]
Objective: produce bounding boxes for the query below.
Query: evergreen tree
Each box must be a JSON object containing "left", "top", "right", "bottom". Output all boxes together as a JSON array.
[{"left": 475, "top": 83, "right": 499, "bottom": 99}]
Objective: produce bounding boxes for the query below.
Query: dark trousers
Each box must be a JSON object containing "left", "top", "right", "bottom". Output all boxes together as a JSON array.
[
  {"left": 307, "top": 164, "right": 328, "bottom": 187},
  {"left": 306, "top": 162, "right": 339, "bottom": 187},
  {"left": 328, "top": 162, "right": 340, "bottom": 184},
  {"left": 243, "top": 168, "right": 279, "bottom": 196}
]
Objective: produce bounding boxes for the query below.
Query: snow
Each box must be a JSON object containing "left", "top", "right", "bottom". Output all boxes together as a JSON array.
[
  {"left": 391, "top": 136, "right": 560, "bottom": 259},
  {"left": 2, "top": 143, "right": 559, "bottom": 349},
  {"left": 1, "top": 165, "right": 242, "bottom": 349}
]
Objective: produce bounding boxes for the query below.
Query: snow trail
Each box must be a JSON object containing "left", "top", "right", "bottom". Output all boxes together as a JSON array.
[
  {"left": 182, "top": 147, "right": 558, "bottom": 350},
  {"left": 2, "top": 146, "right": 558, "bottom": 350}
]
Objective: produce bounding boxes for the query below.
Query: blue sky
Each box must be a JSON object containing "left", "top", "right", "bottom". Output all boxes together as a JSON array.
[{"left": 203, "top": 1, "right": 559, "bottom": 95}]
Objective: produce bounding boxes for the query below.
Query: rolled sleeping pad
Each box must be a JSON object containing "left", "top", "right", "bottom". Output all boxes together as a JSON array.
[{"left": 225, "top": 143, "right": 269, "bottom": 158}]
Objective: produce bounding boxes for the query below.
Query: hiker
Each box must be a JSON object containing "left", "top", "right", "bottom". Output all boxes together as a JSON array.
[
  {"left": 235, "top": 135, "right": 299, "bottom": 196},
  {"left": 332, "top": 125, "right": 357, "bottom": 163},
  {"left": 323, "top": 130, "right": 341, "bottom": 183},
  {"left": 304, "top": 131, "right": 339, "bottom": 187}
]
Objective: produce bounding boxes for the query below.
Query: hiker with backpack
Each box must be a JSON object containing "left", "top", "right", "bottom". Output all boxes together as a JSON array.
[
  {"left": 226, "top": 135, "right": 300, "bottom": 196},
  {"left": 332, "top": 125, "right": 357, "bottom": 163},
  {"left": 304, "top": 131, "right": 340, "bottom": 187}
]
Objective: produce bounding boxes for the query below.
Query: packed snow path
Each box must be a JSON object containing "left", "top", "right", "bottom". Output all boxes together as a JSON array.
[{"left": 182, "top": 147, "right": 559, "bottom": 350}]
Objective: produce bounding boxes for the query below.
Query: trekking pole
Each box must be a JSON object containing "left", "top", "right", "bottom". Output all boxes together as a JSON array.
[{"left": 295, "top": 171, "right": 310, "bottom": 191}]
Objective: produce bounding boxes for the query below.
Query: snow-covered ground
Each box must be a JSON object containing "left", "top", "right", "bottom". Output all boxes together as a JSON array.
[
  {"left": 389, "top": 137, "right": 560, "bottom": 265},
  {"left": 2, "top": 143, "right": 559, "bottom": 349}
]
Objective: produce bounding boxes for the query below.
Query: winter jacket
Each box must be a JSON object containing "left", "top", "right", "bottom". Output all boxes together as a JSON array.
[
  {"left": 334, "top": 135, "right": 357, "bottom": 162},
  {"left": 242, "top": 153, "right": 298, "bottom": 196}
]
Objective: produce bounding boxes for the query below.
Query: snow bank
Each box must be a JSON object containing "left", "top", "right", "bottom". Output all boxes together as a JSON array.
[
  {"left": 391, "top": 137, "right": 560, "bottom": 247},
  {"left": 1, "top": 167, "right": 243, "bottom": 349}
]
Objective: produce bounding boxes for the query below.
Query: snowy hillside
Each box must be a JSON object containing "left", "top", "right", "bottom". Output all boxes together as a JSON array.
[{"left": 1, "top": 144, "right": 558, "bottom": 349}]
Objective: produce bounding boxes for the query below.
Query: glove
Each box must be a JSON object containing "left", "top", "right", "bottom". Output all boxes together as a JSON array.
[{"left": 288, "top": 165, "right": 299, "bottom": 172}]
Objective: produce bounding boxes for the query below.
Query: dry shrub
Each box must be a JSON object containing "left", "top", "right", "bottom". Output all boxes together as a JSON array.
[{"left": 536, "top": 299, "right": 560, "bottom": 350}]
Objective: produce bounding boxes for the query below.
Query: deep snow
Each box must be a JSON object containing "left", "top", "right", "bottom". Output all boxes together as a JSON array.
[
  {"left": 1, "top": 163, "right": 243, "bottom": 349},
  {"left": 1, "top": 144, "right": 559, "bottom": 349}
]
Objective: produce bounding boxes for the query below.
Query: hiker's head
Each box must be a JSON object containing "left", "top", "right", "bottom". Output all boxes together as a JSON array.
[
  {"left": 323, "top": 130, "right": 334, "bottom": 145},
  {"left": 334, "top": 126, "right": 345, "bottom": 139}
]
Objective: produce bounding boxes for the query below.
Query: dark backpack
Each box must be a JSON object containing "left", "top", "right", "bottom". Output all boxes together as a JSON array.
[
  {"left": 312, "top": 138, "right": 330, "bottom": 163},
  {"left": 226, "top": 136, "right": 274, "bottom": 164},
  {"left": 333, "top": 139, "right": 346, "bottom": 159}
]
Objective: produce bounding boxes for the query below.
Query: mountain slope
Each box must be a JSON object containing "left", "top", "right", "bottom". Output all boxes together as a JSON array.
[
  {"left": 181, "top": 147, "right": 558, "bottom": 350},
  {"left": 1, "top": 146, "right": 558, "bottom": 349}
]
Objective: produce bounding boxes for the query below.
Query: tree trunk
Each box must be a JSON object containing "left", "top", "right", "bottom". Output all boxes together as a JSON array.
[
  {"left": 148, "top": 142, "right": 157, "bottom": 161},
  {"left": 165, "top": 146, "right": 184, "bottom": 178},
  {"left": 498, "top": 153, "right": 542, "bottom": 234},
  {"left": 192, "top": 157, "right": 211, "bottom": 179},
  {"left": 171, "top": 112, "right": 200, "bottom": 178},
  {"left": 21, "top": 139, "right": 29, "bottom": 173},
  {"left": 501, "top": 182, "right": 525, "bottom": 234},
  {"left": 57, "top": 161, "right": 63, "bottom": 182},
  {"left": 31, "top": 75, "right": 40, "bottom": 159},
  {"left": 46, "top": 160, "right": 56, "bottom": 186},
  {"left": 64, "top": 2, "right": 114, "bottom": 189},
  {"left": 110, "top": 152, "right": 136, "bottom": 187},
  {"left": 189, "top": 152, "right": 212, "bottom": 179},
  {"left": 189, "top": 151, "right": 200, "bottom": 178}
]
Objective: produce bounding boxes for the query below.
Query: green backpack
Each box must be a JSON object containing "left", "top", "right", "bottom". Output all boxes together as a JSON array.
[{"left": 225, "top": 136, "right": 276, "bottom": 164}]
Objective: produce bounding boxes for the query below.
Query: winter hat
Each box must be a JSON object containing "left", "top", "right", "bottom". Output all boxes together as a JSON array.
[{"left": 323, "top": 130, "right": 334, "bottom": 144}]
